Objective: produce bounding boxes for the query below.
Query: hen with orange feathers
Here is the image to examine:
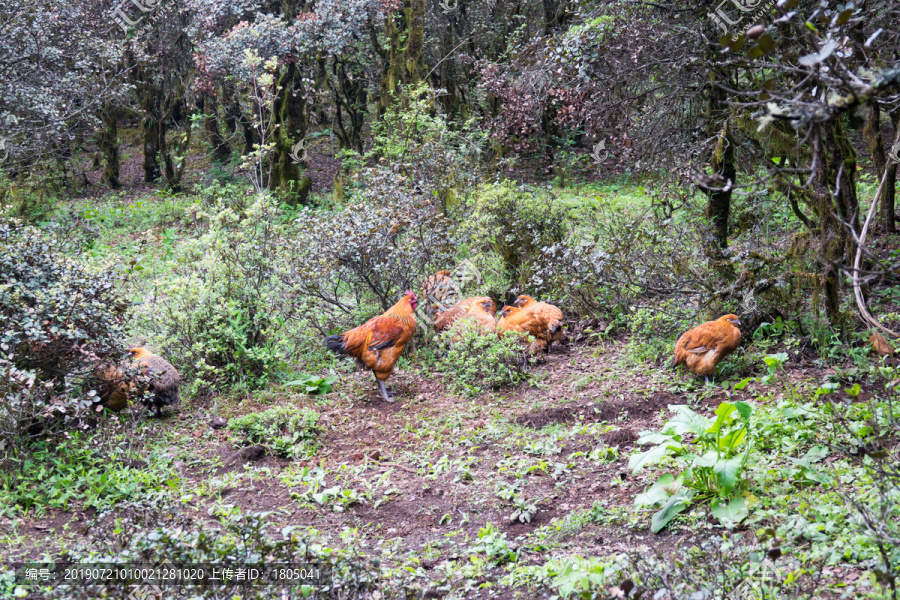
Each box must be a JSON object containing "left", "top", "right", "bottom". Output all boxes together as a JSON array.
[{"left": 672, "top": 314, "right": 742, "bottom": 381}]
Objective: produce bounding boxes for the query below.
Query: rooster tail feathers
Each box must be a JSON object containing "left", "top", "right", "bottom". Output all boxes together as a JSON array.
[{"left": 325, "top": 334, "right": 347, "bottom": 354}]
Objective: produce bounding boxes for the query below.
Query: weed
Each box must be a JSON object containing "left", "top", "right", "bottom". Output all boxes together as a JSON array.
[{"left": 227, "top": 405, "right": 321, "bottom": 459}]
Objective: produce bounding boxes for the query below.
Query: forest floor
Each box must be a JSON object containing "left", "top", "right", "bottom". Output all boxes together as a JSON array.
[{"left": 1, "top": 331, "right": 894, "bottom": 598}]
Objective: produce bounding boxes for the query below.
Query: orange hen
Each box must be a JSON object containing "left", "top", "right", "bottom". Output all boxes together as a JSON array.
[
  {"left": 434, "top": 297, "right": 497, "bottom": 333},
  {"left": 672, "top": 314, "right": 742, "bottom": 381},
  {"left": 513, "top": 294, "right": 565, "bottom": 354},
  {"left": 497, "top": 305, "right": 549, "bottom": 354},
  {"left": 513, "top": 295, "right": 564, "bottom": 352},
  {"left": 326, "top": 291, "right": 418, "bottom": 402}
]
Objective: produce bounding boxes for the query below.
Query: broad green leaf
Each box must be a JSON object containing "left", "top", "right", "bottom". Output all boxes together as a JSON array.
[
  {"left": 710, "top": 402, "right": 736, "bottom": 434},
  {"left": 713, "top": 449, "right": 748, "bottom": 493},
  {"left": 663, "top": 405, "right": 709, "bottom": 436},
  {"left": 650, "top": 490, "right": 693, "bottom": 534},
  {"left": 710, "top": 496, "right": 749, "bottom": 528},
  {"left": 719, "top": 426, "right": 747, "bottom": 452},
  {"left": 733, "top": 401, "right": 753, "bottom": 421},
  {"left": 693, "top": 450, "right": 718, "bottom": 468},
  {"left": 634, "top": 432, "right": 678, "bottom": 446},
  {"left": 734, "top": 377, "right": 753, "bottom": 391},
  {"left": 635, "top": 473, "right": 677, "bottom": 508},
  {"left": 628, "top": 442, "right": 682, "bottom": 473},
  {"left": 763, "top": 352, "right": 788, "bottom": 367}
]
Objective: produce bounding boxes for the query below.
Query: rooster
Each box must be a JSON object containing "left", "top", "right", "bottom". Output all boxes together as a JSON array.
[
  {"left": 434, "top": 297, "right": 497, "bottom": 333},
  {"left": 497, "top": 306, "right": 549, "bottom": 355},
  {"left": 672, "top": 314, "right": 742, "bottom": 382},
  {"left": 325, "top": 291, "right": 418, "bottom": 402},
  {"left": 512, "top": 295, "right": 565, "bottom": 353}
]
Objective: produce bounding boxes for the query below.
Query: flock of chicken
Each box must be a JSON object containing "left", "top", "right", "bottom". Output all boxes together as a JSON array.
[
  {"left": 325, "top": 271, "right": 744, "bottom": 402},
  {"left": 95, "top": 274, "right": 744, "bottom": 410}
]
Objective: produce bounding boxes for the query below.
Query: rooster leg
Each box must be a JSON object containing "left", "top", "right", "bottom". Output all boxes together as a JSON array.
[
  {"left": 704, "top": 375, "right": 712, "bottom": 385},
  {"left": 377, "top": 379, "right": 395, "bottom": 403},
  {"left": 546, "top": 342, "right": 553, "bottom": 354}
]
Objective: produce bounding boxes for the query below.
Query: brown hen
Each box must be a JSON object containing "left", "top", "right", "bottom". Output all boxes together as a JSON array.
[
  {"left": 434, "top": 297, "right": 497, "bottom": 333},
  {"left": 672, "top": 314, "right": 742, "bottom": 381},
  {"left": 497, "top": 305, "right": 549, "bottom": 355},
  {"left": 513, "top": 295, "right": 564, "bottom": 352}
]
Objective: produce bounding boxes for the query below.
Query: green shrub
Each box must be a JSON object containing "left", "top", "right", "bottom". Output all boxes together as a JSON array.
[
  {"left": 0, "top": 178, "right": 57, "bottom": 222},
  {"left": 436, "top": 320, "right": 530, "bottom": 397},
  {"left": 284, "top": 373, "right": 337, "bottom": 395},
  {"left": 630, "top": 401, "right": 755, "bottom": 532},
  {"left": 132, "top": 194, "right": 291, "bottom": 395},
  {"left": 228, "top": 405, "right": 321, "bottom": 459},
  {"left": 464, "top": 180, "right": 568, "bottom": 288},
  {"left": 625, "top": 299, "right": 696, "bottom": 363},
  {"left": 0, "top": 220, "right": 128, "bottom": 473},
  {"left": 290, "top": 178, "right": 456, "bottom": 331}
]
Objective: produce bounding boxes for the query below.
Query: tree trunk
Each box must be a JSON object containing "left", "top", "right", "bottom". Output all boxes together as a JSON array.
[
  {"left": 825, "top": 117, "right": 860, "bottom": 260},
  {"left": 139, "top": 85, "right": 161, "bottom": 182},
  {"left": 163, "top": 113, "right": 191, "bottom": 192},
  {"left": 708, "top": 124, "right": 735, "bottom": 249},
  {"left": 542, "top": 0, "right": 569, "bottom": 34},
  {"left": 97, "top": 104, "right": 121, "bottom": 189},
  {"left": 883, "top": 111, "right": 899, "bottom": 232},
  {"left": 377, "top": 13, "right": 402, "bottom": 115},
  {"left": 403, "top": 0, "right": 425, "bottom": 87},
  {"left": 203, "top": 93, "right": 232, "bottom": 163},
  {"left": 814, "top": 121, "right": 857, "bottom": 326},
  {"left": 269, "top": 63, "right": 311, "bottom": 205},
  {"left": 704, "top": 70, "right": 735, "bottom": 251}
]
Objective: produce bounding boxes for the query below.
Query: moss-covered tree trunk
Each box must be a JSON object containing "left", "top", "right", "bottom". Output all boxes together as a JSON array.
[
  {"left": 97, "top": 104, "right": 121, "bottom": 189},
  {"left": 269, "top": 63, "right": 311, "bottom": 205},
  {"left": 138, "top": 83, "right": 162, "bottom": 183},
  {"left": 885, "top": 112, "right": 899, "bottom": 232},
  {"left": 814, "top": 119, "right": 860, "bottom": 326},
  {"left": 377, "top": 12, "right": 402, "bottom": 115},
  {"left": 203, "top": 93, "right": 232, "bottom": 163},
  {"left": 330, "top": 59, "right": 367, "bottom": 153},
  {"left": 376, "top": 0, "right": 425, "bottom": 114},
  {"left": 705, "top": 72, "right": 735, "bottom": 251},
  {"left": 866, "top": 104, "right": 898, "bottom": 233},
  {"left": 707, "top": 123, "right": 735, "bottom": 249},
  {"left": 222, "top": 81, "right": 256, "bottom": 155},
  {"left": 162, "top": 112, "right": 191, "bottom": 193},
  {"left": 403, "top": 0, "right": 425, "bottom": 86}
]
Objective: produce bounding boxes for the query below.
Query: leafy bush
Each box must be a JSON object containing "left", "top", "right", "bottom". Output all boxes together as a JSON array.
[
  {"left": 630, "top": 400, "right": 755, "bottom": 533},
  {"left": 463, "top": 181, "right": 568, "bottom": 289},
  {"left": 532, "top": 205, "right": 714, "bottom": 316},
  {"left": 227, "top": 405, "right": 321, "bottom": 459},
  {"left": 132, "top": 194, "right": 291, "bottom": 395},
  {"left": 436, "top": 320, "right": 530, "bottom": 397},
  {"left": 0, "top": 220, "right": 128, "bottom": 472},
  {"left": 468, "top": 523, "right": 518, "bottom": 566},
  {"left": 290, "top": 175, "right": 456, "bottom": 330},
  {"left": 625, "top": 299, "right": 696, "bottom": 363}
]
